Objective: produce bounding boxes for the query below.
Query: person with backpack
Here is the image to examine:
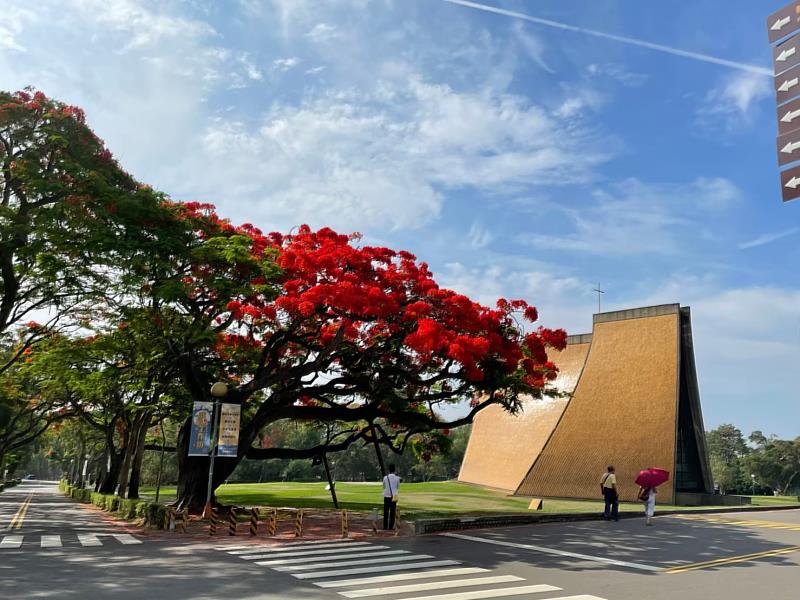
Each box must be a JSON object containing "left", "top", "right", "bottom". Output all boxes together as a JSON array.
[
  {"left": 382, "top": 464, "right": 401, "bottom": 530},
  {"left": 600, "top": 465, "right": 619, "bottom": 521}
]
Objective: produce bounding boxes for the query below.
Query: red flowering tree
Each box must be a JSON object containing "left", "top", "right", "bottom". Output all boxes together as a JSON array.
[{"left": 162, "top": 220, "right": 567, "bottom": 510}]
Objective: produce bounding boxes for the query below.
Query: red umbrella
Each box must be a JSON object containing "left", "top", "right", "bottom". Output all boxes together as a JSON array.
[{"left": 635, "top": 468, "right": 670, "bottom": 488}]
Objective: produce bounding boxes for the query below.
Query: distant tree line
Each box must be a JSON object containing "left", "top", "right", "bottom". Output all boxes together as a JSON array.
[{"left": 706, "top": 424, "right": 800, "bottom": 496}]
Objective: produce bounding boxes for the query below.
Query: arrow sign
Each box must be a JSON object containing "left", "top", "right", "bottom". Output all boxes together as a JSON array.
[
  {"left": 773, "top": 16, "right": 791, "bottom": 32},
  {"left": 781, "top": 140, "right": 800, "bottom": 154},
  {"left": 777, "top": 130, "right": 800, "bottom": 165},
  {"left": 777, "top": 97, "right": 800, "bottom": 134},
  {"left": 768, "top": 3, "right": 800, "bottom": 44},
  {"left": 780, "top": 164, "right": 800, "bottom": 202},
  {"left": 774, "top": 63, "right": 800, "bottom": 102},
  {"left": 774, "top": 36, "right": 800, "bottom": 74},
  {"left": 779, "top": 77, "right": 799, "bottom": 93}
]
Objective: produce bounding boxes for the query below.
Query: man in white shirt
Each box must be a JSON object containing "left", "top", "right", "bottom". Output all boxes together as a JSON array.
[{"left": 382, "top": 464, "right": 401, "bottom": 530}]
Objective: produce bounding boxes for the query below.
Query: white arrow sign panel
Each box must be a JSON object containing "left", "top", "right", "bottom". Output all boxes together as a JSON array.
[
  {"left": 774, "top": 35, "right": 800, "bottom": 75},
  {"left": 780, "top": 164, "right": 800, "bottom": 202},
  {"left": 768, "top": 4, "right": 800, "bottom": 44},
  {"left": 773, "top": 15, "right": 792, "bottom": 32},
  {"left": 777, "top": 97, "right": 800, "bottom": 134},
  {"left": 778, "top": 130, "right": 800, "bottom": 165}
]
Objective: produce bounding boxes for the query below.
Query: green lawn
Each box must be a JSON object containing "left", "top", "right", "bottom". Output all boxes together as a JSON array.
[{"left": 137, "top": 481, "right": 800, "bottom": 520}]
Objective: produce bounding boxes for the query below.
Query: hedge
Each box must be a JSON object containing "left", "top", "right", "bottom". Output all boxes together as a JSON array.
[{"left": 60, "top": 480, "right": 169, "bottom": 529}]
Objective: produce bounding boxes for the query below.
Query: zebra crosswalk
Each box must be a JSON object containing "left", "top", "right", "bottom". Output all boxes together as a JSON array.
[
  {"left": 218, "top": 538, "right": 608, "bottom": 600},
  {"left": 0, "top": 532, "right": 142, "bottom": 549}
]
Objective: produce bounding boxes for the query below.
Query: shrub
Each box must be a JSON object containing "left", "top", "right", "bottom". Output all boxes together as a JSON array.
[{"left": 107, "top": 496, "right": 121, "bottom": 512}]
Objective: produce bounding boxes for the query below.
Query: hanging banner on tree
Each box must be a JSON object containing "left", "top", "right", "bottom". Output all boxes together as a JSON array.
[
  {"left": 217, "top": 403, "right": 241, "bottom": 457},
  {"left": 188, "top": 401, "right": 214, "bottom": 456}
]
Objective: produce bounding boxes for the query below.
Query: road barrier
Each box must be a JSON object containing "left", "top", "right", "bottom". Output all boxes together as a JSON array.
[
  {"left": 267, "top": 508, "right": 277, "bottom": 536},
  {"left": 249, "top": 507, "right": 259, "bottom": 536},
  {"left": 294, "top": 509, "right": 304, "bottom": 538},
  {"left": 341, "top": 509, "right": 348, "bottom": 538},
  {"left": 208, "top": 507, "right": 218, "bottom": 536},
  {"left": 228, "top": 507, "right": 237, "bottom": 536}
]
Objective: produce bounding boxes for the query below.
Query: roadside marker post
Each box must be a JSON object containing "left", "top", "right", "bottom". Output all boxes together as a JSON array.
[
  {"left": 208, "top": 507, "right": 218, "bottom": 536},
  {"left": 294, "top": 509, "right": 304, "bottom": 538},
  {"left": 371, "top": 507, "right": 379, "bottom": 535},
  {"left": 341, "top": 509, "right": 349, "bottom": 538},
  {"left": 249, "top": 507, "right": 259, "bottom": 536},
  {"left": 228, "top": 507, "right": 238, "bottom": 536},
  {"left": 268, "top": 508, "right": 277, "bottom": 536},
  {"left": 164, "top": 507, "right": 176, "bottom": 531},
  {"left": 180, "top": 509, "right": 189, "bottom": 533}
]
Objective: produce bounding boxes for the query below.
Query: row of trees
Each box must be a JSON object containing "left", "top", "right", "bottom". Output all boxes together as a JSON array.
[
  {"left": 0, "top": 89, "right": 567, "bottom": 510},
  {"left": 707, "top": 424, "right": 800, "bottom": 496}
]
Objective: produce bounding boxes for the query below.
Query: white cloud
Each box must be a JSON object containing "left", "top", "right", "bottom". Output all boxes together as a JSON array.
[
  {"left": 739, "top": 227, "right": 800, "bottom": 249},
  {"left": 272, "top": 57, "right": 300, "bottom": 72},
  {"left": 306, "top": 23, "right": 341, "bottom": 43},
  {"left": 467, "top": 222, "right": 493, "bottom": 249},
  {"left": 179, "top": 77, "right": 612, "bottom": 233},
  {"left": 0, "top": 6, "right": 36, "bottom": 52},
  {"left": 438, "top": 262, "right": 592, "bottom": 333},
  {"left": 512, "top": 22, "right": 553, "bottom": 73},
  {"left": 305, "top": 66, "right": 326, "bottom": 75},
  {"left": 697, "top": 72, "right": 771, "bottom": 131},
  {"left": 239, "top": 53, "right": 263, "bottom": 80},
  {"left": 525, "top": 177, "right": 743, "bottom": 256},
  {"left": 586, "top": 63, "right": 648, "bottom": 87}
]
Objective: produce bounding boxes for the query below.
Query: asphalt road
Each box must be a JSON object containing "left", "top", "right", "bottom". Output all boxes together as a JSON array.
[{"left": 2, "top": 482, "right": 799, "bottom": 599}]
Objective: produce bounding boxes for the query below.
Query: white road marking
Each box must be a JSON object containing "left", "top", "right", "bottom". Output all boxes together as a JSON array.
[
  {"left": 230, "top": 541, "right": 369, "bottom": 556},
  {"left": 442, "top": 533, "right": 662, "bottom": 572},
  {"left": 41, "top": 535, "right": 62, "bottom": 548},
  {"left": 220, "top": 538, "right": 353, "bottom": 552},
  {"left": 395, "top": 584, "right": 562, "bottom": 600},
  {"left": 0, "top": 536, "right": 23, "bottom": 549},
  {"left": 294, "top": 560, "right": 462, "bottom": 580},
  {"left": 534, "top": 596, "right": 607, "bottom": 600},
  {"left": 255, "top": 549, "right": 410, "bottom": 566},
  {"left": 77, "top": 534, "right": 103, "bottom": 547},
  {"left": 338, "top": 575, "right": 527, "bottom": 598},
  {"left": 314, "top": 568, "right": 490, "bottom": 588},
  {"left": 112, "top": 534, "right": 142, "bottom": 545},
  {"left": 241, "top": 543, "right": 384, "bottom": 560},
  {"left": 276, "top": 554, "right": 435, "bottom": 572}
]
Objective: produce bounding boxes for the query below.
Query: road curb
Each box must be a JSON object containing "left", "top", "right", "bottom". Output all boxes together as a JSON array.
[{"left": 414, "top": 505, "right": 800, "bottom": 534}]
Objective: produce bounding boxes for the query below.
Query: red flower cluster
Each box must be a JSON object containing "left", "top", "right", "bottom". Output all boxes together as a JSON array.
[{"left": 207, "top": 224, "right": 566, "bottom": 389}]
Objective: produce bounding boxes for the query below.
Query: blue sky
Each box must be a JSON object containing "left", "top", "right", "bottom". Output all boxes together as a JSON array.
[{"left": 1, "top": 0, "right": 798, "bottom": 437}]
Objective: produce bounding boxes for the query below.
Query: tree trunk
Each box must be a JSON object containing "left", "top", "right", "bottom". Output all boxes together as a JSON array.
[
  {"left": 127, "top": 417, "right": 150, "bottom": 499},
  {"left": 322, "top": 453, "right": 339, "bottom": 508},
  {"left": 98, "top": 450, "right": 123, "bottom": 494}
]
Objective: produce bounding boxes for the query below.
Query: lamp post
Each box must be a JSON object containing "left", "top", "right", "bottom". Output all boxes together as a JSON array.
[
  {"left": 751, "top": 473, "right": 756, "bottom": 496},
  {"left": 203, "top": 382, "right": 228, "bottom": 518}
]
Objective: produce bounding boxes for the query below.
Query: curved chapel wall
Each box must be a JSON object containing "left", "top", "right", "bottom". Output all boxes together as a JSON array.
[
  {"left": 516, "top": 310, "right": 679, "bottom": 503},
  {"left": 457, "top": 340, "right": 591, "bottom": 491}
]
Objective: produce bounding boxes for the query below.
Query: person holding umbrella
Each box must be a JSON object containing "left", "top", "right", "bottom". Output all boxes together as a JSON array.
[{"left": 636, "top": 467, "right": 669, "bottom": 526}]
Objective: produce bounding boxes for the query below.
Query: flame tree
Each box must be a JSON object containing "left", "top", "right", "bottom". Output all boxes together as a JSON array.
[{"left": 152, "top": 215, "right": 567, "bottom": 510}]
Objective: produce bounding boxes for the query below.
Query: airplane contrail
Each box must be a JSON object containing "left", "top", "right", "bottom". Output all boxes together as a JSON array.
[{"left": 442, "top": 0, "right": 771, "bottom": 76}]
